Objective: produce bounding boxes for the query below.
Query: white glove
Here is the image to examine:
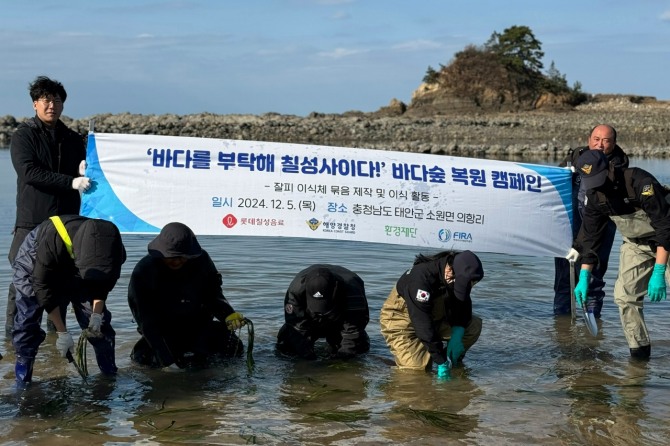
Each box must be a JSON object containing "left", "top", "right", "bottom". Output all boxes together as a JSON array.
[
  {"left": 56, "top": 331, "right": 75, "bottom": 358},
  {"left": 79, "top": 160, "right": 87, "bottom": 176},
  {"left": 565, "top": 248, "right": 580, "bottom": 262},
  {"left": 88, "top": 313, "right": 103, "bottom": 335},
  {"left": 72, "top": 177, "right": 91, "bottom": 192}
]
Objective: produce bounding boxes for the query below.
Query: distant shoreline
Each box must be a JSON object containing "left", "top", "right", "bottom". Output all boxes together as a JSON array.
[{"left": 2, "top": 99, "right": 669, "bottom": 159}]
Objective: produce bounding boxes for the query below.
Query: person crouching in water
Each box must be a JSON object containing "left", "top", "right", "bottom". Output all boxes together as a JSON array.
[
  {"left": 128, "top": 222, "right": 244, "bottom": 368},
  {"left": 380, "top": 250, "right": 484, "bottom": 378},
  {"left": 276, "top": 264, "right": 370, "bottom": 359},
  {"left": 12, "top": 216, "right": 126, "bottom": 388}
]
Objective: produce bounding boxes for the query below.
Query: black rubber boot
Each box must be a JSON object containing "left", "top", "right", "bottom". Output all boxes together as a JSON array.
[
  {"left": 629, "top": 345, "right": 651, "bottom": 360},
  {"left": 92, "top": 342, "right": 118, "bottom": 375}
]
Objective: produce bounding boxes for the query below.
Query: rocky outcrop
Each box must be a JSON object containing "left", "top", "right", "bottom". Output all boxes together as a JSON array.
[{"left": 1, "top": 96, "right": 669, "bottom": 159}]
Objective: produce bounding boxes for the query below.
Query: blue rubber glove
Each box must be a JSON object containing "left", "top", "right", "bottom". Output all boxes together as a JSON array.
[
  {"left": 446, "top": 326, "right": 465, "bottom": 364},
  {"left": 436, "top": 359, "right": 451, "bottom": 379},
  {"left": 648, "top": 263, "right": 667, "bottom": 302},
  {"left": 574, "top": 269, "right": 591, "bottom": 307}
]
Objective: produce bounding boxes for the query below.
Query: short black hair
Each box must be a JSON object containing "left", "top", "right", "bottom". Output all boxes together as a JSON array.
[{"left": 29, "top": 76, "right": 67, "bottom": 102}]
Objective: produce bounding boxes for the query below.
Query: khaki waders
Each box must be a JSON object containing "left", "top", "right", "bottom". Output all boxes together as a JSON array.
[{"left": 379, "top": 286, "right": 482, "bottom": 370}]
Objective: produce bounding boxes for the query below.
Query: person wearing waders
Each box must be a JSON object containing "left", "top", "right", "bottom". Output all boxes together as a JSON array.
[
  {"left": 12, "top": 215, "right": 125, "bottom": 388},
  {"left": 573, "top": 150, "right": 670, "bottom": 359},
  {"left": 276, "top": 264, "right": 370, "bottom": 359},
  {"left": 553, "top": 124, "right": 629, "bottom": 318},
  {"left": 127, "top": 222, "right": 244, "bottom": 368},
  {"left": 380, "top": 250, "right": 484, "bottom": 378}
]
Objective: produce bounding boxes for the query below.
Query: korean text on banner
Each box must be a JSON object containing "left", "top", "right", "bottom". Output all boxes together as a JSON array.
[{"left": 80, "top": 133, "right": 573, "bottom": 257}]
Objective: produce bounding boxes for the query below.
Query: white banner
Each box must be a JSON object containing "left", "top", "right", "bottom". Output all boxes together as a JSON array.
[{"left": 80, "top": 133, "right": 573, "bottom": 257}]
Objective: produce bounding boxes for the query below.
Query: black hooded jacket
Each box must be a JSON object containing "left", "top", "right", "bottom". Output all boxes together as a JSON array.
[
  {"left": 12, "top": 215, "right": 126, "bottom": 313},
  {"left": 127, "top": 250, "right": 237, "bottom": 361},
  {"left": 395, "top": 254, "right": 476, "bottom": 364},
  {"left": 10, "top": 117, "right": 85, "bottom": 229}
]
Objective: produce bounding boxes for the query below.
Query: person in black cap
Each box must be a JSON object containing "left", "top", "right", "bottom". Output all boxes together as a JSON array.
[
  {"left": 276, "top": 264, "right": 370, "bottom": 359},
  {"left": 380, "top": 250, "right": 484, "bottom": 377},
  {"left": 127, "top": 222, "right": 245, "bottom": 368},
  {"left": 573, "top": 150, "right": 670, "bottom": 359},
  {"left": 12, "top": 215, "right": 125, "bottom": 388},
  {"left": 553, "top": 124, "right": 629, "bottom": 318}
]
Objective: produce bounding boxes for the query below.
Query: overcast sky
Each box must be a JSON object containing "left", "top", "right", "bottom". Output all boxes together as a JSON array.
[{"left": 2, "top": 0, "right": 669, "bottom": 119}]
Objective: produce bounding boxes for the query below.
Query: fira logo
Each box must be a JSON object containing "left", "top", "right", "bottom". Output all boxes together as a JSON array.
[
  {"left": 438, "top": 229, "right": 451, "bottom": 242},
  {"left": 453, "top": 231, "right": 473, "bottom": 242}
]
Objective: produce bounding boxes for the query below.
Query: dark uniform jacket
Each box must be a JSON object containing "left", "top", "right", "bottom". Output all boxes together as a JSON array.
[
  {"left": 12, "top": 215, "right": 125, "bottom": 313},
  {"left": 560, "top": 144, "right": 628, "bottom": 168},
  {"left": 576, "top": 167, "right": 670, "bottom": 264},
  {"left": 127, "top": 250, "right": 236, "bottom": 361},
  {"left": 10, "top": 117, "right": 85, "bottom": 229},
  {"left": 396, "top": 256, "right": 471, "bottom": 365},
  {"left": 560, "top": 145, "right": 629, "bottom": 218},
  {"left": 281, "top": 264, "right": 369, "bottom": 356}
]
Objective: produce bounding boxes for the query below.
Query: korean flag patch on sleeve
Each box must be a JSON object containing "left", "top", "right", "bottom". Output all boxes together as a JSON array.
[{"left": 416, "top": 289, "right": 430, "bottom": 302}]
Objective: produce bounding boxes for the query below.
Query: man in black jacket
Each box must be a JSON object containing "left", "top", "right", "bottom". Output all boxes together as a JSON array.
[
  {"left": 276, "top": 264, "right": 370, "bottom": 359},
  {"left": 6, "top": 76, "right": 90, "bottom": 336},
  {"left": 12, "top": 216, "right": 125, "bottom": 388},
  {"left": 553, "top": 124, "right": 629, "bottom": 318},
  {"left": 573, "top": 150, "right": 670, "bottom": 359},
  {"left": 128, "top": 222, "right": 244, "bottom": 368}
]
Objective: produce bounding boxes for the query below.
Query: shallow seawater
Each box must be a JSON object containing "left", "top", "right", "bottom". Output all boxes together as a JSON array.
[{"left": 1, "top": 149, "right": 669, "bottom": 445}]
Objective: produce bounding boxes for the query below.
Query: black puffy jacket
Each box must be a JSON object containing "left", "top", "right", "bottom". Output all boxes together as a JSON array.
[
  {"left": 12, "top": 215, "right": 125, "bottom": 312},
  {"left": 10, "top": 117, "right": 85, "bottom": 229}
]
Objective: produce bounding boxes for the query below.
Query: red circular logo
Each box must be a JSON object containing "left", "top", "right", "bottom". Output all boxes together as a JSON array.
[{"left": 222, "top": 214, "right": 237, "bottom": 228}]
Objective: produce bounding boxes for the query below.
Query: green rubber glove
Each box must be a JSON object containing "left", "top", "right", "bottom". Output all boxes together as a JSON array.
[
  {"left": 436, "top": 358, "right": 452, "bottom": 379},
  {"left": 574, "top": 269, "right": 591, "bottom": 307},
  {"left": 648, "top": 263, "right": 667, "bottom": 302},
  {"left": 446, "top": 326, "right": 465, "bottom": 364}
]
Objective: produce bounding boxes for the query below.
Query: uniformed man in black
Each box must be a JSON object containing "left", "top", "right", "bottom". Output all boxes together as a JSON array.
[{"left": 573, "top": 150, "right": 670, "bottom": 359}]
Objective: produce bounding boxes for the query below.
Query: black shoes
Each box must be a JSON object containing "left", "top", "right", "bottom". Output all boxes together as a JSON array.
[{"left": 629, "top": 345, "right": 651, "bottom": 360}]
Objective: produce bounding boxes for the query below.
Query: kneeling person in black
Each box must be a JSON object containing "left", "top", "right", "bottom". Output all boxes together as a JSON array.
[
  {"left": 277, "top": 264, "right": 370, "bottom": 359},
  {"left": 128, "top": 222, "right": 244, "bottom": 368}
]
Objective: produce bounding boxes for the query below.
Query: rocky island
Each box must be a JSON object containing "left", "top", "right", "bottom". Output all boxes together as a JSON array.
[{"left": 1, "top": 93, "right": 668, "bottom": 160}]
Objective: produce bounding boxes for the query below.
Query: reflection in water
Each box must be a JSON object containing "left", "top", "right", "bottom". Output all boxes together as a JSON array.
[
  {"left": 277, "top": 358, "right": 373, "bottom": 444},
  {"left": 0, "top": 373, "right": 139, "bottom": 442},
  {"left": 379, "top": 367, "right": 480, "bottom": 443},
  {"left": 551, "top": 316, "right": 649, "bottom": 445},
  {"left": 124, "top": 361, "right": 255, "bottom": 444}
]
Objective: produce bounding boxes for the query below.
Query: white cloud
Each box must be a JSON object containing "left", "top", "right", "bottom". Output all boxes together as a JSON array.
[
  {"left": 392, "top": 39, "right": 443, "bottom": 52},
  {"left": 317, "top": 47, "right": 366, "bottom": 58},
  {"left": 661, "top": 9, "right": 670, "bottom": 21}
]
